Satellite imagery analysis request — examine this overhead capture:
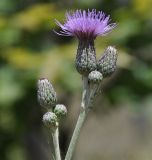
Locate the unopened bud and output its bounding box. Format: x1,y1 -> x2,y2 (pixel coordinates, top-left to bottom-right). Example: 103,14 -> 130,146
76,41 -> 97,75
88,71 -> 103,84
54,104 -> 67,118
97,46 -> 118,77
37,78 -> 57,109
43,112 -> 58,128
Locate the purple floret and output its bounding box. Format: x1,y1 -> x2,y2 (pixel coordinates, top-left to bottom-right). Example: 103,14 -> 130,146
55,9 -> 116,40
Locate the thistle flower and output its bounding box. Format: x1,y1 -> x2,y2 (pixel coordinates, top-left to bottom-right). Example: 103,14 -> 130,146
55,9 -> 116,40
55,10 -> 116,75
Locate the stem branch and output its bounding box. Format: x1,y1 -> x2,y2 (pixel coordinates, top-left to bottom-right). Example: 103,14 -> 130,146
52,127 -> 61,160
65,76 -> 89,160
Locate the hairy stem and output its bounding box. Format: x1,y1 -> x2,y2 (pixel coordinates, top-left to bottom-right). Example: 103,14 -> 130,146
65,76 -> 90,160
52,127 -> 61,160
87,83 -> 101,107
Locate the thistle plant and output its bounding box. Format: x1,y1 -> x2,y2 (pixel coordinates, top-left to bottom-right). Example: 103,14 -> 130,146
37,9 -> 118,160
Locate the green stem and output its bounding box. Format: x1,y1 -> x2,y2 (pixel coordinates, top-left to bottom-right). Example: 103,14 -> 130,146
87,83 -> 102,107
52,127 -> 61,160
65,76 -> 89,160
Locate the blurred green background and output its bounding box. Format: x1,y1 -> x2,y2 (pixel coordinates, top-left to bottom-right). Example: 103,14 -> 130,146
0,0 -> 152,160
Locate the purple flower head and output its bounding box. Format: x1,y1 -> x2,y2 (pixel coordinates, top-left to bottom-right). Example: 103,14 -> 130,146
55,9 -> 116,40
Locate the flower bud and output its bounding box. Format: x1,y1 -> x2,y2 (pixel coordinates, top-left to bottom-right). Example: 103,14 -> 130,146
54,104 -> 67,118
97,46 -> 118,77
37,78 -> 57,109
88,71 -> 103,84
43,112 -> 58,128
76,41 -> 97,75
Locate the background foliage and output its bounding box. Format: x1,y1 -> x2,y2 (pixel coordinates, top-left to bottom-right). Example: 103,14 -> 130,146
0,0 -> 152,160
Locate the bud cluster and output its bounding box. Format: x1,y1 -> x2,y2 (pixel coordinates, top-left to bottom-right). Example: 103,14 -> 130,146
76,43 -> 118,78
37,78 -> 67,129
76,43 -> 117,106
